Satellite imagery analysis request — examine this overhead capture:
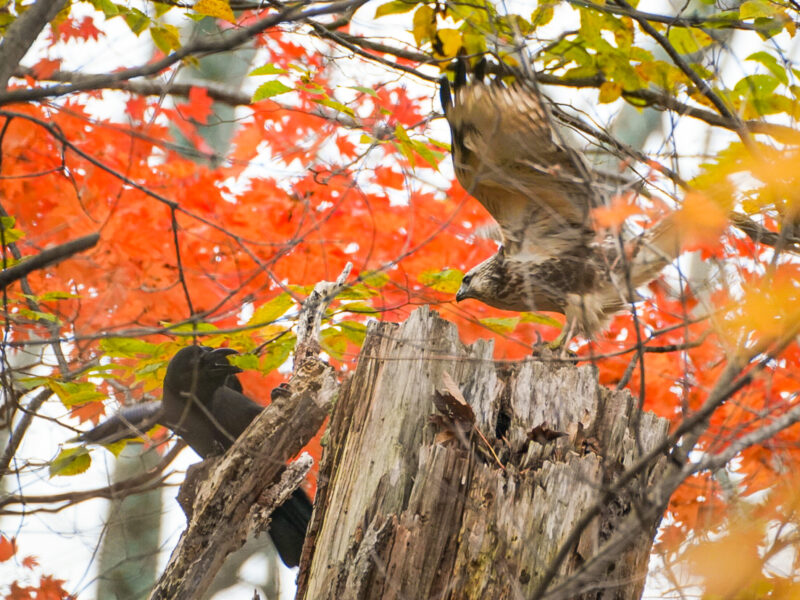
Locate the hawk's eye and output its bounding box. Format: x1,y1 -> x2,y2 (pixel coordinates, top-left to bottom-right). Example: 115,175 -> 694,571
462,274 -> 472,286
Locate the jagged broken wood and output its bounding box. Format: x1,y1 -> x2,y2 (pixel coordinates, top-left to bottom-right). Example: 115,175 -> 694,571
297,307 -> 670,600
148,265 -> 353,599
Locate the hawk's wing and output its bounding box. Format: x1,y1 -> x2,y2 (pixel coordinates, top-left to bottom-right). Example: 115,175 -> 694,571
442,79 -> 605,259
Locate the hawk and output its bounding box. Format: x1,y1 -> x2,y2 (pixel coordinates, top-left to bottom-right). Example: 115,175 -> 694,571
441,62 -> 680,346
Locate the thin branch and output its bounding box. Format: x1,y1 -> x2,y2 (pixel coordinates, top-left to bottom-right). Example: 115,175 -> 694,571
0,388 -> 51,476
612,0 -> 752,147
0,442 -> 185,512
0,0 -> 370,106
568,0 -> 767,32
696,401 -> 800,473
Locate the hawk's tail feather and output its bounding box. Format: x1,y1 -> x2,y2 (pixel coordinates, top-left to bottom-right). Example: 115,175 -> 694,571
439,75 -> 453,113
629,213 -> 681,290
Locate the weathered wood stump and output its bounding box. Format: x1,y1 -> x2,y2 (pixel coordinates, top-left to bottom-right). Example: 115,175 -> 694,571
298,307 -> 669,600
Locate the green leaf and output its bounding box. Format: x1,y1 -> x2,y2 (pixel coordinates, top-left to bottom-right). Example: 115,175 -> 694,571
150,24 -> 181,54
103,439 -> 130,457
17,376 -> 52,390
340,301 -> 376,313
0,216 -> 24,244
734,74 -> 780,97
360,270 -> 389,288
122,7 -> 150,35
252,80 -> 293,102
229,352 -> 259,371
89,0 -> 119,17
740,0 -> 780,19
249,293 -> 294,325
37,290 -> 79,301
321,328 -> 347,359
479,316 -> 520,334
50,447 -> 91,477
411,139 -> 443,169
168,322 -> 218,333
18,308 -> 59,323
101,337 -> 159,357
746,51 -> 788,84
260,334 -> 295,374
338,283 -> 378,300
49,381 -> 106,408
349,85 -> 379,98
250,63 -> 288,76
531,3 -> 555,27
153,2 -> 172,17
314,96 -> 356,117
339,321 -> 368,346
375,0 -> 418,18
667,27 -> 714,54
520,312 -> 563,328
419,268 -> 464,294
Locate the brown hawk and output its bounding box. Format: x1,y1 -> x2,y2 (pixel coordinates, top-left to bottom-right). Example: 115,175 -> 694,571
441,62 -> 680,346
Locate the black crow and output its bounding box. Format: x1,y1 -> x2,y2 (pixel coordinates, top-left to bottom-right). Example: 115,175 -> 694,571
78,345 -> 311,567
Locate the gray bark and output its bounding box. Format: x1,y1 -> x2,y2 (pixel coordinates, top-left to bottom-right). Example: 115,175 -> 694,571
0,0 -> 68,91
298,307 -> 669,600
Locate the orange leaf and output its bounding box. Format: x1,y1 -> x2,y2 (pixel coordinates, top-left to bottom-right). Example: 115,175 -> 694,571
592,194 -> 643,229
21,555 -> 38,570
374,165 -> 404,190
0,535 -> 17,561
180,86 -> 214,124
31,58 -> 61,79
675,191 -> 728,253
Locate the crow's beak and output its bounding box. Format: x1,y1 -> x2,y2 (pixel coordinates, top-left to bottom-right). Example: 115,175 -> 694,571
206,347 -> 243,374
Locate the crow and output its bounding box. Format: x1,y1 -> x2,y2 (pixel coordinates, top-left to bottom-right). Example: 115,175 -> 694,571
78,345 -> 311,567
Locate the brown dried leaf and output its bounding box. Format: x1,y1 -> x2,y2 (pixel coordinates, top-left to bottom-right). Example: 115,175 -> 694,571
527,424 -> 567,445
433,371 -> 475,427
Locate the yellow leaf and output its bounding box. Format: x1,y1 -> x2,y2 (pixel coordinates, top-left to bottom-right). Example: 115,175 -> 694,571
435,29 -> 462,58
412,4 -> 435,46
598,81 -> 623,103
720,264 -> 800,348
194,0 -> 235,23
150,24 -> 181,54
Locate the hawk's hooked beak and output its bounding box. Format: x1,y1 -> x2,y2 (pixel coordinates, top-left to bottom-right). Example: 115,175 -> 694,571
455,285 -> 468,302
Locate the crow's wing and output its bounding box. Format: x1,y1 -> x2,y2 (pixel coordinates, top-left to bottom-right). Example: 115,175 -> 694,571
208,384 -> 264,448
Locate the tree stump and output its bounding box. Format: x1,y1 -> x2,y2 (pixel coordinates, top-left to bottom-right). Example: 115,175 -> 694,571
298,307 -> 669,600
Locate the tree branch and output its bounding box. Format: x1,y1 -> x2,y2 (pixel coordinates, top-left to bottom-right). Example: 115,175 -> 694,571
0,0 -> 369,106
0,233 -> 99,290
0,0 -> 68,90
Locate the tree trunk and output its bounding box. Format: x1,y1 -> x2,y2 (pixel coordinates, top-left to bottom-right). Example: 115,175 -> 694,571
297,307 -> 669,600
